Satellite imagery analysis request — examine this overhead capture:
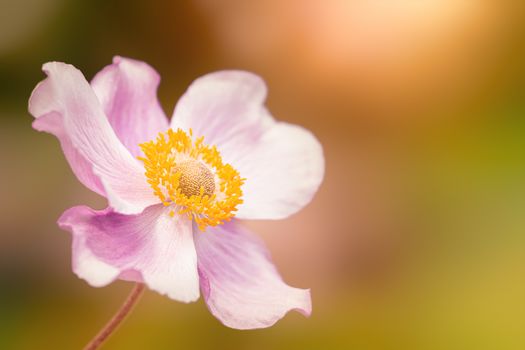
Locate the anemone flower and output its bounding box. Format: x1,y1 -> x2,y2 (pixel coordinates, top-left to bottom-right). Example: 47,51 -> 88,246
29,56 -> 324,347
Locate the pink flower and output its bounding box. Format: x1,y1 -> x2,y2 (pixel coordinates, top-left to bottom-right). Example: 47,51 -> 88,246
29,56 -> 324,329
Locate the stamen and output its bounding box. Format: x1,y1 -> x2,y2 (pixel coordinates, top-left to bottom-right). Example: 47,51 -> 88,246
138,128 -> 245,230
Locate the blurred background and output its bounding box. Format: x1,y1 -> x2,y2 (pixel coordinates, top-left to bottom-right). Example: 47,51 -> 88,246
1,0 -> 524,349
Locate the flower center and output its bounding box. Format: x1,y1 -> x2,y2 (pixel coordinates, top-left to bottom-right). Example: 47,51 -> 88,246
138,128 -> 244,230
172,160 -> 215,198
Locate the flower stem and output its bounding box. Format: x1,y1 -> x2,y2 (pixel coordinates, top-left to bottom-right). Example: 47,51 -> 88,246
83,283 -> 145,350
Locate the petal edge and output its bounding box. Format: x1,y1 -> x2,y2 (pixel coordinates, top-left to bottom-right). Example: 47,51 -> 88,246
195,221 -> 312,329
91,56 -> 169,157
29,62 -> 158,213
59,205 -> 200,303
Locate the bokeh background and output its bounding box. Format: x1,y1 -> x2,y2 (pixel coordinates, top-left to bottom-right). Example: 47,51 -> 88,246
1,1 -> 524,349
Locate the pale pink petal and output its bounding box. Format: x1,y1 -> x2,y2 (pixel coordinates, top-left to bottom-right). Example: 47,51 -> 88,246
170,70 -> 324,219
31,90 -> 105,196
195,221 -> 312,329
29,62 -> 158,214
91,56 -> 169,157
58,205 -> 200,303
233,122 -> 324,219
170,71 -> 272,155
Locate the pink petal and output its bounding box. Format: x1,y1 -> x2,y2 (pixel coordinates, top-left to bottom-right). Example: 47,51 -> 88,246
195,221 -> 312,329
91,56 -> 169,157
170,71 -> 272,157
170,71 -> 324,219
29,62 -> 158,214
30,88 -> 105,196
233,121 -> 324,219
59,205 -> 200,303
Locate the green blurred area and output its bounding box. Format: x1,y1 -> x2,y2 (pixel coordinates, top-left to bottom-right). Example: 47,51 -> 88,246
1,1 -> 524,349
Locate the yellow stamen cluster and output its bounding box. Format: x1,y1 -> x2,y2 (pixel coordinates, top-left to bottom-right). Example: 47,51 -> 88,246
139,128 -> 244,230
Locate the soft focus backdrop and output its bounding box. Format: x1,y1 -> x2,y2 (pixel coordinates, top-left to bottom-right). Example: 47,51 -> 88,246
1,1 -> 524,349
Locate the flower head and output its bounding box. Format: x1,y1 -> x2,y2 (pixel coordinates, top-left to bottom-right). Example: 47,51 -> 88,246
29,56 -> 324,329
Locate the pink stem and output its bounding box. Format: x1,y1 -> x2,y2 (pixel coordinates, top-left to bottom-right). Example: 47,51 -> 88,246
83,283 -> 145,350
